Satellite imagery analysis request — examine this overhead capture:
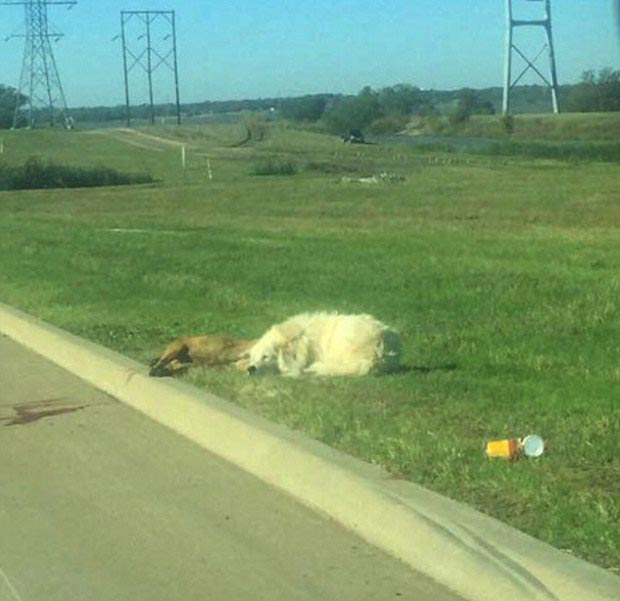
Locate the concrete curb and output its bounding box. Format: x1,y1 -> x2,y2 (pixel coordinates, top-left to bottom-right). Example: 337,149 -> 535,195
1,302 -> 618,601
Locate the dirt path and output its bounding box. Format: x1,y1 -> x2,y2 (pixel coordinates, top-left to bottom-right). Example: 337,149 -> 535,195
82,128 -> 189,152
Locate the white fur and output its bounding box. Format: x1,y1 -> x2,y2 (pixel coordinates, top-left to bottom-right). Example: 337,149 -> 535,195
247,312 -> 401,377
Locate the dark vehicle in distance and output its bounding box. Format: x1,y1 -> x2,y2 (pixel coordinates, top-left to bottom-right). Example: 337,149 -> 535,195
341,129 -> 365,144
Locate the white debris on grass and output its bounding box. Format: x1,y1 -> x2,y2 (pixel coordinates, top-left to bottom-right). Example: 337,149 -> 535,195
103,228 -> 187,236
340,172 -> 405,185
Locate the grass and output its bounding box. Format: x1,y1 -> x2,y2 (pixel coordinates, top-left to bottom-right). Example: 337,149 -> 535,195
252,159 -> 298,176
481,139 -> 620,163
0,121 -> 618,571
422,111 -> 620,141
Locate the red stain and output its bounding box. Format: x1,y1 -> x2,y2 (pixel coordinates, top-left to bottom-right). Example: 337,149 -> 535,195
2,398 -> 85,427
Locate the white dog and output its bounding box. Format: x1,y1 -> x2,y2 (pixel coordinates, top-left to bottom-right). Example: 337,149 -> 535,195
245,312 -> 401,377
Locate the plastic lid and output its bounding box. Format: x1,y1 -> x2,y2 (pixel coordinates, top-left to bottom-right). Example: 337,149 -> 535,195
522,434 -> 544,457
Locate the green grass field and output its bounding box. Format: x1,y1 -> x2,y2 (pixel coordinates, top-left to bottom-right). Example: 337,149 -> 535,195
0,121 -> 618,571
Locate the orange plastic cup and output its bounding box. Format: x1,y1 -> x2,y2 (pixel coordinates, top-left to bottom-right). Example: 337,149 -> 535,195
485,438 -> 519,460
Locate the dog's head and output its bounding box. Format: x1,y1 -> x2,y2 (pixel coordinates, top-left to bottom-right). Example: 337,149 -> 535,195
245,338 -> 281,375
245,332 -> 305,376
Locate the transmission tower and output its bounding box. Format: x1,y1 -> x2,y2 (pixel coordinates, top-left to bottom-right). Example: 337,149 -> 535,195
503,0 -> 560,114
118,10 -> 181,127
1,0 -> 76,128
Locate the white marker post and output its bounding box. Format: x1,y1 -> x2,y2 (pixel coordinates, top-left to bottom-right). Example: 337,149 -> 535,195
207,158 -> 213,181
181,144 -> 186,171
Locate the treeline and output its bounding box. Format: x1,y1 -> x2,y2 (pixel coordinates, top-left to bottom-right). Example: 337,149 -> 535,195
567,69 -> 620,113
62,85 -> 520,127
276,69 -> 620,134
60,84 -> 536,128
305,85 -> 497,134
68,97 -> 286,124
1,68 -> 618,130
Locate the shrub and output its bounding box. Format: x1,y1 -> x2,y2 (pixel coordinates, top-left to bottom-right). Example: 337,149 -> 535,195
0,157 -> 153,191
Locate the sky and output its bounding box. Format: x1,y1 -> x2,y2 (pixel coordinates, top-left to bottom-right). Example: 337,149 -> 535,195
0,1 -> 618,108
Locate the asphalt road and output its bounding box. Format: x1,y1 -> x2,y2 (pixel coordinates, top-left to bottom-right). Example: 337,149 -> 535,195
0,335 -> 462,601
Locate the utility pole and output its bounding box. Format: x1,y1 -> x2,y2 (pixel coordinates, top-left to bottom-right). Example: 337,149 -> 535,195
118,10 -> 181,127
1,0 -> 76,128
503,0 -> 560,115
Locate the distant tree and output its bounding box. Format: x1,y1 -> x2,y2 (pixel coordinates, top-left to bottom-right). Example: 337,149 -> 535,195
378,84 -> 427,116
279,95 -> 328,121
447,88 -> 495,125
568,68 -> 620,112
0,85 -> 27,129
458,88 -> 495,115
321,86 -> 383,133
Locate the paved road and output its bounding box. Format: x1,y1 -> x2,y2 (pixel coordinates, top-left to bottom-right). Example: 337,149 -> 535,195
0,335 -> 462,601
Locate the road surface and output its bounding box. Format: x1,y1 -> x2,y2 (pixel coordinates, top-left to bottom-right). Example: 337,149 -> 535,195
0,335 -> 462,601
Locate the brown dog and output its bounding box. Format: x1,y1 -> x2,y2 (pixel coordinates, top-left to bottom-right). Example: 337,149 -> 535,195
149,335 -> 256,377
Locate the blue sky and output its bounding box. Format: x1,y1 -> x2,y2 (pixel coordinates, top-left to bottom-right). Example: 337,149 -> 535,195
0,1 -> 618,107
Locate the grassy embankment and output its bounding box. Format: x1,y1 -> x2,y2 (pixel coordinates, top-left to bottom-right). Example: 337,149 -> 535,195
0,120 -> 618,571
416,111 -> 620,162
419,111 -> 620,140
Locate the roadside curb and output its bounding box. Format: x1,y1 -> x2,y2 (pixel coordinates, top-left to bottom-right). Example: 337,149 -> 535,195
1,302 -> 618,601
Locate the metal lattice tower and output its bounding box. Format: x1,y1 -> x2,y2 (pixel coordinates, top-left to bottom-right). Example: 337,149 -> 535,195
1,0 -> 76,128
503,0 -> 560,114
118,10 -> 181,127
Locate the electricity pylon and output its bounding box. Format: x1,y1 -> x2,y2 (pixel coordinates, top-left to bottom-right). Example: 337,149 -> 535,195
503,0 -> 560,114
1,0 -> 76,128
118,10 -> 181,127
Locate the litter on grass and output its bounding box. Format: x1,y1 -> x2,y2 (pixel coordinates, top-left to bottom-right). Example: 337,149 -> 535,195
485,434 -> 544,460
340,172 -> 405,185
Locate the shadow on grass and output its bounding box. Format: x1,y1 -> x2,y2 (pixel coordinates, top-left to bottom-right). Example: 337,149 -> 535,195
389,363 -> 458,376
149,363 -> 458,378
